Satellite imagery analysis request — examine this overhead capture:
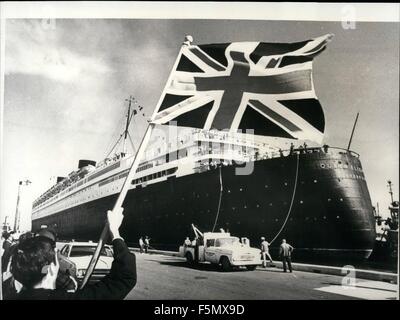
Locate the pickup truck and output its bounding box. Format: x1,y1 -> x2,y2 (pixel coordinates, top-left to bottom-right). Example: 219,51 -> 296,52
179,225 -> 261,271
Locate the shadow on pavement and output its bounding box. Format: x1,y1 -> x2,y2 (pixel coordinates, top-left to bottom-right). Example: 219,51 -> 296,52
145,259 -> 284,274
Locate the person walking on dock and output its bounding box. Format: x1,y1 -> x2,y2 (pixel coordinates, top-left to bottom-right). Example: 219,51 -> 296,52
260,237 -> 274,268
279,239 -> 294,273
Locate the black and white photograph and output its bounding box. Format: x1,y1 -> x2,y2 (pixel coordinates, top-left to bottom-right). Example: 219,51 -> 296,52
0,2 -> 398,304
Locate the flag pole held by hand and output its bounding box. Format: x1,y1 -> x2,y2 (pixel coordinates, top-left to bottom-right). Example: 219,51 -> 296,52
80,36 -> 193,289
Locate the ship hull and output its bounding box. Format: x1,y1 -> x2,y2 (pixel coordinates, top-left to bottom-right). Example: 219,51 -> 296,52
32,150 -> 376,261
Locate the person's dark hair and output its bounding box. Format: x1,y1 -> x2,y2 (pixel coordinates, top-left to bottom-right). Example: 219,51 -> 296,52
37,228 -> 57,243
19,232 -> 34,243
2,231 -> 15,240
11,236 -> 56,289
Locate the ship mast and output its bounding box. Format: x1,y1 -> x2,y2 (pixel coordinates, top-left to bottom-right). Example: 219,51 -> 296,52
123,96 -> 133,155
347,112 -> 359,151
105,96 -> 138,158
387,180 -> 394,204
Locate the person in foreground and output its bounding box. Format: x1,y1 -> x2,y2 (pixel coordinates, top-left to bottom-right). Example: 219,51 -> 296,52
10,207 -> 136,300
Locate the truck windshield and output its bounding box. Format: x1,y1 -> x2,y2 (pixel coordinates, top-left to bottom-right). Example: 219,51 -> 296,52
215,237 -> 240,247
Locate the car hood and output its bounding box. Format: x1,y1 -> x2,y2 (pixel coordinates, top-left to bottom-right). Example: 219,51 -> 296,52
68,256 -> 113,269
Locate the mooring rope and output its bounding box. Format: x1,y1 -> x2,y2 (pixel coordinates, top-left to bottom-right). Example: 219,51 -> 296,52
269,152 -> 300,245
211,166 -> 224,232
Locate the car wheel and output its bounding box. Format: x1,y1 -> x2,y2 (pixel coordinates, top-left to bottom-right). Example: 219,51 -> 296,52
220,256 -> 232,272
246,265 -> 257,271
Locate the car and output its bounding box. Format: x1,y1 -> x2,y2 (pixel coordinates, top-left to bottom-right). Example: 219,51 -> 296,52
59,241 -> 114,283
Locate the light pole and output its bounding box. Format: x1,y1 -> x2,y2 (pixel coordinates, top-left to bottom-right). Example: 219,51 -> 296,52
13,179 -> 32,232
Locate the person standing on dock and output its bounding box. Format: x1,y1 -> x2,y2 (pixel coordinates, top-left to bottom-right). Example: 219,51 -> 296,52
144,236 -> 150,253
260,237 -> 274,268
139,237 -> 144,254
279,239 -> 294,273
184,237 -> 191,247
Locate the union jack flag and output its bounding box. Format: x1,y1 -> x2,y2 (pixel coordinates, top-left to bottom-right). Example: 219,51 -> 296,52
152,34 -> 333,144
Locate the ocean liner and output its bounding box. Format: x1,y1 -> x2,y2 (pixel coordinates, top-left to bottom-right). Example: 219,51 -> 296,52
31,35 -> 376,260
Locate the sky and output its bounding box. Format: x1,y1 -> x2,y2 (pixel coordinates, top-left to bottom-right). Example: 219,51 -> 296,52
1,17 -> 399,231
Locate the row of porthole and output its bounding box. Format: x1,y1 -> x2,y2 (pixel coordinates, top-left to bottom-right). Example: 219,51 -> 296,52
320,163 -> 347,169
212,197 -> 345,210
221,216 -> 342,224
320,161 -> 363,173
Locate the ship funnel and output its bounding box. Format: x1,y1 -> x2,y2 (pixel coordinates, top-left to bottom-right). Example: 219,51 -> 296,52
78,160 -> 96,169
56,176 -> 66,183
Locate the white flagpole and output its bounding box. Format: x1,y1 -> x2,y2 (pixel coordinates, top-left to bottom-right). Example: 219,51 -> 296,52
80,35 -> 193,289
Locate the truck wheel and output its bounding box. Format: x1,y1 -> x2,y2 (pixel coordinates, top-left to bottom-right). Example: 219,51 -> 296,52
246,265 -> 257,271
185,252 -> 194,265
220,256 -> 232,272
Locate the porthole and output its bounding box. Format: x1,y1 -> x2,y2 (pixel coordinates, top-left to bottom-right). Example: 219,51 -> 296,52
320,164 -> 325,168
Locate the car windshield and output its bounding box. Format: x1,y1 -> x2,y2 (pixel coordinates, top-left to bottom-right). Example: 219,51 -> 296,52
69,246 -> 113,257
215,237 -> 240,247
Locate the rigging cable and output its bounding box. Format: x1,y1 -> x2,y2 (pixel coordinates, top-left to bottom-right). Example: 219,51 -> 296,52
269,151 -> 300,245
211,165 -> 224,232
103,110 -> 128,158
105,133 -> 124,159
105,101 -> 139,159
